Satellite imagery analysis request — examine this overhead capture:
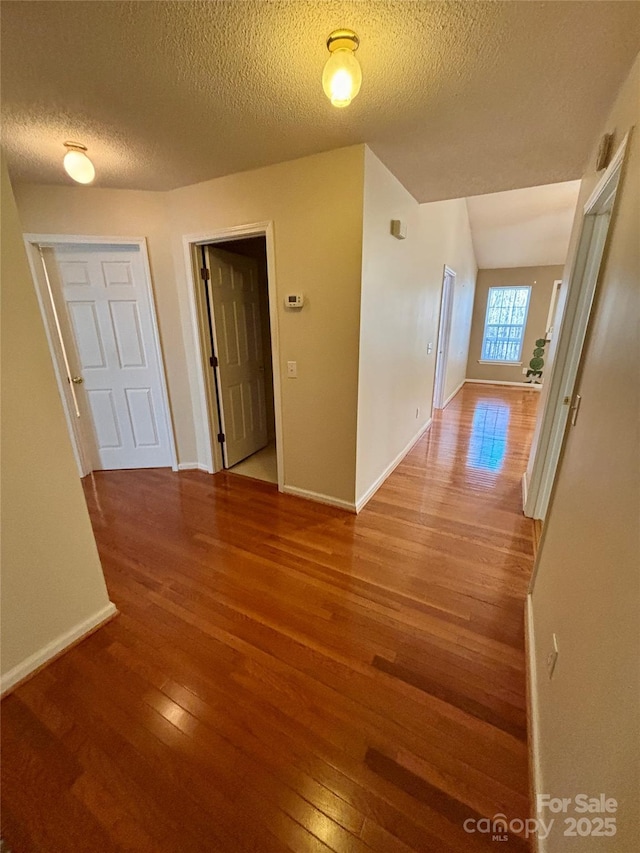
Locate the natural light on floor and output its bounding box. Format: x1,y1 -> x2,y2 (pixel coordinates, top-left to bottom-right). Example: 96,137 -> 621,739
467,400 -> 511,472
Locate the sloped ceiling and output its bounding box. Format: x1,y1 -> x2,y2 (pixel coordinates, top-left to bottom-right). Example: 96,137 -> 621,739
1,1 -> 639,200
466,181 -> 582,269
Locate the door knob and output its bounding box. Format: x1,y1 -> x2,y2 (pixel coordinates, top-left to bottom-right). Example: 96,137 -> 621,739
71,376 -> 84,385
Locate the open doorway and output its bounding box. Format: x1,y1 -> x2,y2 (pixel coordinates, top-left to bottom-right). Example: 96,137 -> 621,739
432,265 -> 456,411
524,133 -> 629,521
188,231 -> 280,486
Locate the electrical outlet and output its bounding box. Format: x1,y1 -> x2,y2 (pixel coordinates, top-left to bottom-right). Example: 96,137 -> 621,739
522,367 -> 528,375
546,633 -> 559,679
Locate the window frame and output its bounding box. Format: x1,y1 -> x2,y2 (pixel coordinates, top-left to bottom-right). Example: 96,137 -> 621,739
480,285 -> 532,364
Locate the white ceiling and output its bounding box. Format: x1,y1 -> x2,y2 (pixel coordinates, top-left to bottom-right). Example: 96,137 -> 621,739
466,180 -> 582,269
1,2 -> 639,201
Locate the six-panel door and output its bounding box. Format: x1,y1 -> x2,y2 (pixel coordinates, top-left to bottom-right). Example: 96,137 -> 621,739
206,246 -> 268,467
48,244 -> 173,470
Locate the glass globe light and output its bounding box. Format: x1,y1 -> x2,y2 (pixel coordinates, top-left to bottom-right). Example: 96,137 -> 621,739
322,30 -> 362,108
63,143 -> 95,184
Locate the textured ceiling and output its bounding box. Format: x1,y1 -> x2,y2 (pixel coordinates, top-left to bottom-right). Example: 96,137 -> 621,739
466,181 -> 581,269
1,1 -> 639,200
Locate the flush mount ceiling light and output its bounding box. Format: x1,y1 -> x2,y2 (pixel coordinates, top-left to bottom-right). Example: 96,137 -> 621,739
322,29 -> 362,108
62,141 -> 95,184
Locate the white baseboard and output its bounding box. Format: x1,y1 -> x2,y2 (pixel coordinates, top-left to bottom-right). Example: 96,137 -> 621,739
0,602 -> 118,697
441,380 -> 465,409
282,485 -> 356,513
355,418 -> 433,513
525,593 -> 544,853
177,462 -> 211,472
465,379 -> 542,390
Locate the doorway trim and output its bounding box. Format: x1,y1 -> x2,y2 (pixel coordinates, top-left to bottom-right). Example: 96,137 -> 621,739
182,222 -> 284,492
544,279 -> 564,340
524,132 -> 629,522
22,233 -> 179,476
432,265 -> 456,411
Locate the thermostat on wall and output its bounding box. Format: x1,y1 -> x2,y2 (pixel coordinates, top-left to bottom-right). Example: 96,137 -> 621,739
285,293 -> 304,308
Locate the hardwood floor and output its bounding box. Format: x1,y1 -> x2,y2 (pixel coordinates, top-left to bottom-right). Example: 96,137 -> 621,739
1,385 -> 539,852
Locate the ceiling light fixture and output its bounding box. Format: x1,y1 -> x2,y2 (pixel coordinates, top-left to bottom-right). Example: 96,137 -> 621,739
63,141 -> 95,184
322,29 -> 362,108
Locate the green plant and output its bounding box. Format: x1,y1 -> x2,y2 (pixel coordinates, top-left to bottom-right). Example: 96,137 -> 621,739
526,338 -> 547,383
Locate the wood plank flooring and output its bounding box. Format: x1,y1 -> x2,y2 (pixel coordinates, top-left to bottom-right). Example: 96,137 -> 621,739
1,385 -> 539,852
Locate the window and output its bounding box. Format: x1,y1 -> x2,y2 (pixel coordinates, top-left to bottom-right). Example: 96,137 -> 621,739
481,286 -> 531,362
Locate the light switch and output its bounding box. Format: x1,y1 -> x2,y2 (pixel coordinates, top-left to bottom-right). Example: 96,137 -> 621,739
287,360 -> 297,378
427,342 -> 433,354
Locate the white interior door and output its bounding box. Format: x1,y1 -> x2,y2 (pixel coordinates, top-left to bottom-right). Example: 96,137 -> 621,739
432,267 -> 456,410
205,246 -> 268,467
46,243 -> 173,471
524,135 -> 628,520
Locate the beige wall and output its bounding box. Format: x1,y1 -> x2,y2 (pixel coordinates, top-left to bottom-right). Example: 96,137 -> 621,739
467,265 -> 564,384
1,156 -> 113,689
12,182 -> 196,462
356,151 -> 477,504
13,143 -> 478,510
14,146 -> 365,505
419,198 -> 477,403
529,54 -> 639,852
167,145 -> 365,504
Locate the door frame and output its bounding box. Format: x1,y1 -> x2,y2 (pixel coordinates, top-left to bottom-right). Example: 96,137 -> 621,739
524,132 -> 629,521
544,279 -> 564,341
182,222 -> 284,492
22,233 -> 178,476
432,265 -> 456,411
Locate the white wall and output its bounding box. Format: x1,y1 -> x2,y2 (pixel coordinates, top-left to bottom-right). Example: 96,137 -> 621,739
466,181 -> 581,269
529,54 -> 639,853
355,150 -> 477,506
356,149 -> 429,504
1,156 -> 115,693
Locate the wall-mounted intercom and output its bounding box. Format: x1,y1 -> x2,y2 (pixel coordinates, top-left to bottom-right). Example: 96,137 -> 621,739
391,219 -> 407,240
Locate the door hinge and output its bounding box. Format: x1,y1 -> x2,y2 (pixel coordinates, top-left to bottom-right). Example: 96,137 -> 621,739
217,432 -> 225,444
569,394 -> 582,426
200,267 -> 210,281
209,355 -> 218,368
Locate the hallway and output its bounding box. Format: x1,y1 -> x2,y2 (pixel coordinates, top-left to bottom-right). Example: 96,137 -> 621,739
1,385 -> 539,852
